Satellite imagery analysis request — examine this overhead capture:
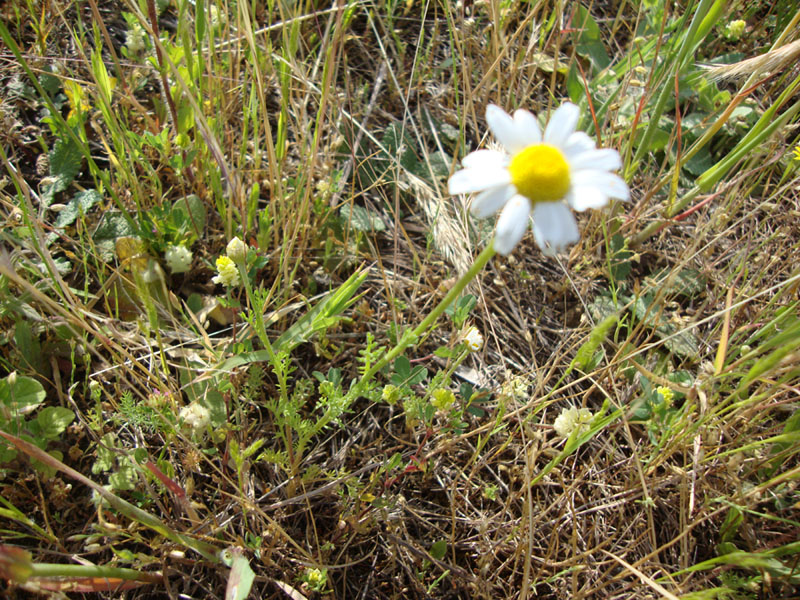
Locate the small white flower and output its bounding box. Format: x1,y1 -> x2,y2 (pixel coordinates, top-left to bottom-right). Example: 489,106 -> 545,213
226,236 -> 247,262
500,373 -> 529,400
212,256 -> 241,288
449,103 -> 629,256
208,5 -> 227,30
164,245 -> 193,274
125,21 -> 147,54
179,402 -> 210,433
462,325 -> 484,352
553,406 -> 594,439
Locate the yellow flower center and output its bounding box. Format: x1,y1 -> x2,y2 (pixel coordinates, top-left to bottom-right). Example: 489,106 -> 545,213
508,144 -> 570,203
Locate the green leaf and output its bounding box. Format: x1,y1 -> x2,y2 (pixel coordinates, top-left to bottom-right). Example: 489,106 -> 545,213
630,294 -> 700,358
54,189 -> 102,229
429,539 -> 447,561
634,119 -> 672,152
92,433 -> 117,473
647,267 -> 706,297
0,443 -> 17,462
43,138 -> 83,206
393,356 -> 411,380
659,324 -> 701,358
221,548 -> 256,600
683,146 -> 715,176
565,62 -> 584,105
34,406 -> 74,439
571,5 -> 611,73
204,390 -> 227,428
434,346 -> 454,359
740,332 -> 800,392
176,103 -> 195,135
92,211 -> 137,262
381,122 -> 418,172
0,374 -> 45,411
411,149 -> 451,185
339,204 -> 386,233
274,269 -> 368,353
12,320 -> 43,374
587,295 -> 619,323
608,233 -> 632,282
171,194 -> 207,239
109,459 -> 137,491
38,70 -> 61,97
719,505 -> 743,543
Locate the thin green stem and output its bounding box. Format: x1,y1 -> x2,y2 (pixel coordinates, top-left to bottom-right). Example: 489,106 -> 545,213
27,563 -> 162,583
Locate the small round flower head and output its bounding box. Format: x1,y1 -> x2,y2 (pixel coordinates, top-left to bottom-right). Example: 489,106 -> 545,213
431,388 -> 456,411
656,386 -> 674,406
724,19 -> 746,41
449,103 -> 629,256
208,4 -> 228,30
382,384 -> 401,405
462,325 -> 484,352
212,256 -> 241,288
125,21 -> 147,54
226,236 -> 247,262
500,373 -> 529,400
553,406 -> 594,439
164,244 -> 192,274
179,402 -> 210,433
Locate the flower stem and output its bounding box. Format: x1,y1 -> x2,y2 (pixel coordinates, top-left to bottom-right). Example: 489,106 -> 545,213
352,242 -> 496,397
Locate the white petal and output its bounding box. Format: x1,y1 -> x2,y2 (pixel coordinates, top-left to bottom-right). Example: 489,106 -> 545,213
448,166 -> 511,195
562,131 -> 595,160
462,149 -> 508,170
570,148 -> 622,171
572,170 -> 629,201
532,202 -> 579,256
486,104 -> 528,154
566,186 -> 608,212
544,103 -> 580,147
470,185 -> 516,218
512,109 -> 542,144
493,195 -> 532,255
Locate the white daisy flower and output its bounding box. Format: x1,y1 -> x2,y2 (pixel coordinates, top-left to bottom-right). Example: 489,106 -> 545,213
448,103 -> 629,256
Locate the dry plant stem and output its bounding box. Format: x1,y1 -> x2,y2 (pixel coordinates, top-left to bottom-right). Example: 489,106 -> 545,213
352,242 -> 497,399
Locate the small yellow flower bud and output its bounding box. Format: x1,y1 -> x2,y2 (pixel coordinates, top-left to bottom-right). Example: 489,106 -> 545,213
382,384 -> 400,405
431,388 -> 456,411
656,386 -> 674,406
724,19 -> 746,41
